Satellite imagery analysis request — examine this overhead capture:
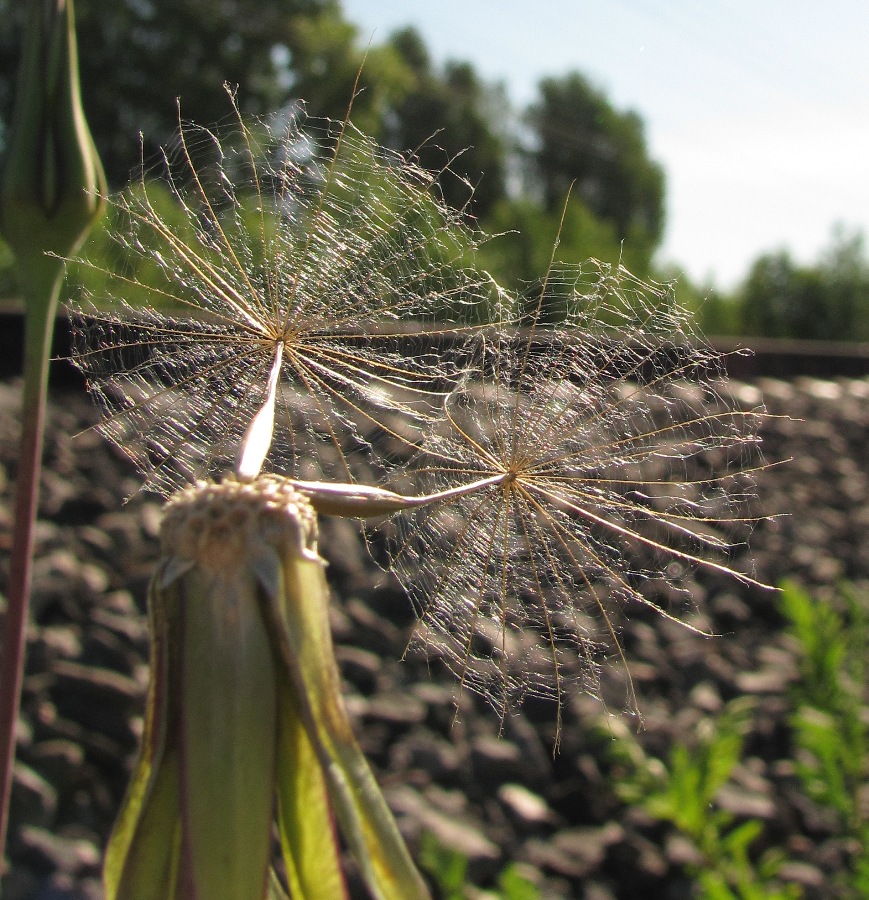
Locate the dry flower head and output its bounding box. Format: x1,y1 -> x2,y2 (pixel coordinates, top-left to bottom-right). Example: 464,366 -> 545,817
69,87 -> 492,496
68,93 -> 768,728
379,262 -> 766,728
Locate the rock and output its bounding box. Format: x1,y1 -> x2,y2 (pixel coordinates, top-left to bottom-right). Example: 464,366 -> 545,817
389,731 -> 462,784
0,868 -> 40,900
664,832 -> 704,868
688,680 -> 723,714
79,625 -> 139,674
32,874 -> 104,899
469,735 -> 533,790
343,597 -> 403,655
734,666 -> 791,694
17,825 -> 100,875
609,828 -> 670,880
365,690 -> 427,727
6,372 -> 869,897
497,783 -> 557,829
49,661 -> 141,744
524,823 -> 623,879
10,763 -> 58,830
336,644 -> 382,693
387,785 -> 501,884
775,861 -> 826,890
715,783 -> 776,820
23,740 -> 85,789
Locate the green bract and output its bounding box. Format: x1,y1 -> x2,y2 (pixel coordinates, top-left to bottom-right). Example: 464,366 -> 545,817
104,475 -> 429,900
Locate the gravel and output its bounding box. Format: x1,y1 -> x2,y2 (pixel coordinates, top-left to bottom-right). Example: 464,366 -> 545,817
2,374 -> 869,899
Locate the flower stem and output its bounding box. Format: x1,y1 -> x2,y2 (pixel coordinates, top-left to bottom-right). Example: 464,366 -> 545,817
0,257 -> 64,866
0,0 -> 104,862
291,472 -> 509,519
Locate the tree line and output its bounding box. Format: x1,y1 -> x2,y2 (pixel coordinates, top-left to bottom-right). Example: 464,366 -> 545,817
1,0 -> 866,340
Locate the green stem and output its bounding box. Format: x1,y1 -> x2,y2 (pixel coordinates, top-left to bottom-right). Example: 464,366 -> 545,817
0,256 -> 64,867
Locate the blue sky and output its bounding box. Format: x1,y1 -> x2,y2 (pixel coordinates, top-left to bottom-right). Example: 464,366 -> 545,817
341,0 -> 869,289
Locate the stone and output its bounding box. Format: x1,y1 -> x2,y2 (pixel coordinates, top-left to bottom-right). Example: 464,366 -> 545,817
10,762 -> 57,830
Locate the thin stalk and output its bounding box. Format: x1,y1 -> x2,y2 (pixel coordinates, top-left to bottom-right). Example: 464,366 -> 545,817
290,472 -> 509,518
0,257 -> 64,863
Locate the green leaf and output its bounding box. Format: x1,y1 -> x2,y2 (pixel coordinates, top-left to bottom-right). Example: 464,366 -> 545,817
497,864 -> 542,900
112,745 -> 183,900
418,832 -> 468,897
0,0 -> 105,274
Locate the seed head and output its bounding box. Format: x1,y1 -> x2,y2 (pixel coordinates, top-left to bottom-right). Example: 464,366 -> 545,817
69,89 -> 492,495
379,261 -> 766,724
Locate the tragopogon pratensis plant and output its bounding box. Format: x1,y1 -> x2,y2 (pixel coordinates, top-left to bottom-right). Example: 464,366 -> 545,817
67,90 -> 771,896
0,0 -> 105,863
378,262 -> 767,734
69,86 -> 493,496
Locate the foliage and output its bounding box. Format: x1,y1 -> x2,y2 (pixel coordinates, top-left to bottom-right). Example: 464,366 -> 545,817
526,71 -> 666,252
478,195 -> 654,301
615,699 -> 755,840
780,581 -> 869,893
0,0 -> 412,187
692,290 -> 746,338
599,583 -> 869,898
604,699 -> 799,899
0,1 -> 674,300
386,28 -> 509,217
737,228 -> 869,341
65,179 -> 193,308
418,832 -> 541,900
284,7 -> 414,137
8,0 -> 868,338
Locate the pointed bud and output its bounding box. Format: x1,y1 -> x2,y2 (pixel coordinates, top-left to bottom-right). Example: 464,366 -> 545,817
0,0 -> 106,275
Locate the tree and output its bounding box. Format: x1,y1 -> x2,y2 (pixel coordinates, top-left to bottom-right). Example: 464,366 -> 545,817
386,28 -> 508,216
739,229 -> 869,341
281,9 -> 413,137
526,72 -> 665,253
0,0 -> 412,187
480,197 -> 624,286
742,252 -> 830,339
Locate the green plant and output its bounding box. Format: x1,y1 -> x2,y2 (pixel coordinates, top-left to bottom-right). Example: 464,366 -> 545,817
418,832 -> 541,899
106,476 -> 428,900
418,833 -> 469,899
0,0 -> 104,863
605,699 -> 799,899
780,581 -> 869,894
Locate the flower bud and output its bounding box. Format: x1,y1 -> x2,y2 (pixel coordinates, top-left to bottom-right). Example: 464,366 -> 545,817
0,0 -> 106,273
